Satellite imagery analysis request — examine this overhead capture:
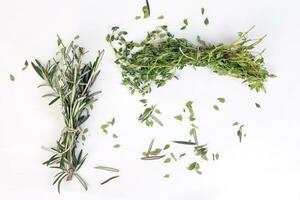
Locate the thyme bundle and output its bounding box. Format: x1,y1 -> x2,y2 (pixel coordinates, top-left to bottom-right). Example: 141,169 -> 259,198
31,36 -> 103,192
107,25 -> 274,95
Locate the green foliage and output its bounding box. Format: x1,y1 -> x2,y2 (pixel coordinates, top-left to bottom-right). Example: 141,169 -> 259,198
108,25 -> 273,95
32,36 -> 103,192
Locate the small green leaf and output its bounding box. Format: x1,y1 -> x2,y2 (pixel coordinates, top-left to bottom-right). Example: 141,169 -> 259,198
157,15 -> 164,19
213,105 -> 219,111
9,74 -> 15,81
174,115 -> 183,121
113,144 -> 121,148
154,109 -> 161,114
179,153 -> 186,158
164,158 -> 171,163
255,102 -> 261,108
135,16 -> 141,20
217,98 -> 225,103
204,18 -> 209,26
74,35 -> 80,40
187,162 -> 200,170
163,144 -> 170,150
201,7 -> 205,15
164,174 -> 170,178
233,122 -> 239,126
112,133 -> 118,138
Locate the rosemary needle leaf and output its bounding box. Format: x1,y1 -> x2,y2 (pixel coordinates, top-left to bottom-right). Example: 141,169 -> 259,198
94,165 -> 120,172
100,175 -> 120,185
9,74 -> 15,81
141,155 -> 165,160
233,122 -> 239,126
173,141 -> 197,145
74,173 -> 88,191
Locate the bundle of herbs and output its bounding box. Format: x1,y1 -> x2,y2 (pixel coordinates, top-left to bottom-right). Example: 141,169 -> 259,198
107,25 -> 274,95
31,36 -> 103,192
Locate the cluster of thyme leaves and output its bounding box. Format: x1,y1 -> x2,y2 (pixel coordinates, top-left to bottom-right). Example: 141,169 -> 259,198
107,25 -> 274,95
31,35 -> 103,192
141,101 -> 215,176
138,99 -> 163,126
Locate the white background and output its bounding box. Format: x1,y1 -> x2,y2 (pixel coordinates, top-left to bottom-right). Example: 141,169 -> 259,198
0,0 -> 299,199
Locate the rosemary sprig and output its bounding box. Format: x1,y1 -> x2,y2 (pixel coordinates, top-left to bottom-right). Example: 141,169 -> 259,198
31,35 -> 103,192
107,25 -> 273,95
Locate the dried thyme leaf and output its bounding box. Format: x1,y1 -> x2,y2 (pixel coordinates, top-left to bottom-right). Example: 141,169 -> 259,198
135,16 -> 141,20
237,124 -> 245,143
163,144 -> 170,150
213,105 -> 219,111
204,17 -> 209,25
255,102 -> 261,108
187,162 -> 200,171
179,153 -> 186,158
158,15 -> 164,19
142,0 -> 150,18
164,174 -> 170,178
217,98 -> 225,103
113,144 -> 121,148
164,157 -> 171,163
233,122 -> 239,126
9,74 -> 15,81
181,18 -> 188,30
112,133 -> 118,138
201,7 -> 205,15
22,60 -> 29,71
174,115 -> 183,121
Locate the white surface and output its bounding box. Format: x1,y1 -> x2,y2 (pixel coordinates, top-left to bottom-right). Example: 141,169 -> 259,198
0,0 -> 299,199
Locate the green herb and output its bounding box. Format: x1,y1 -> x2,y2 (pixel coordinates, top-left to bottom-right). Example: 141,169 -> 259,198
233,122 -> 239,126
31,36 -> 103,192
255,102 -> 261,108
204,17 -> 209,25
201,7 -> 205,15
181,18 -> 188,30
179,153 -> 186,158
108,25 -> 272,95
173,141 -> 197,145
185,101 -> 195,121
113,144 -> 121,148
170,153 -> 177,161
158,15 -> 164,19
142,0 -> 150,18
217,98 -> 225,103
94,165 -> 119,172
174,114 -> 183,121
164,157 -> 171,163
9,74 -> 15,81
164,174 -> 170,178
141,138 -> 165,160
22,60 -> 29,71
237,124 -> 245,143
213,105 -> 219,111
101,118 -> 115,134
187,162 -> 201,174
194,144 -> 208,161
135,16 -> 141,20
163,144 -> 171,150
100,175 -> 120,185
138,105 -> 163,127
112,133 -> 118,138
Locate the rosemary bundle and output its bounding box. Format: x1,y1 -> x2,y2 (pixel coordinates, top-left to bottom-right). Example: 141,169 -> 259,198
31,36 -> 103,192
107,25 -> 274,95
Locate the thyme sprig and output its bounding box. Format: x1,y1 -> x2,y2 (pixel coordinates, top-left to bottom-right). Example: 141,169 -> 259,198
108,25 -> 273,95
31,36 -> 103,192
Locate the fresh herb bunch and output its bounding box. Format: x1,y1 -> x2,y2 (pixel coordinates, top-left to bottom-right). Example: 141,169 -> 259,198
31,35 -> 103,192
107,25 -> 274,95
